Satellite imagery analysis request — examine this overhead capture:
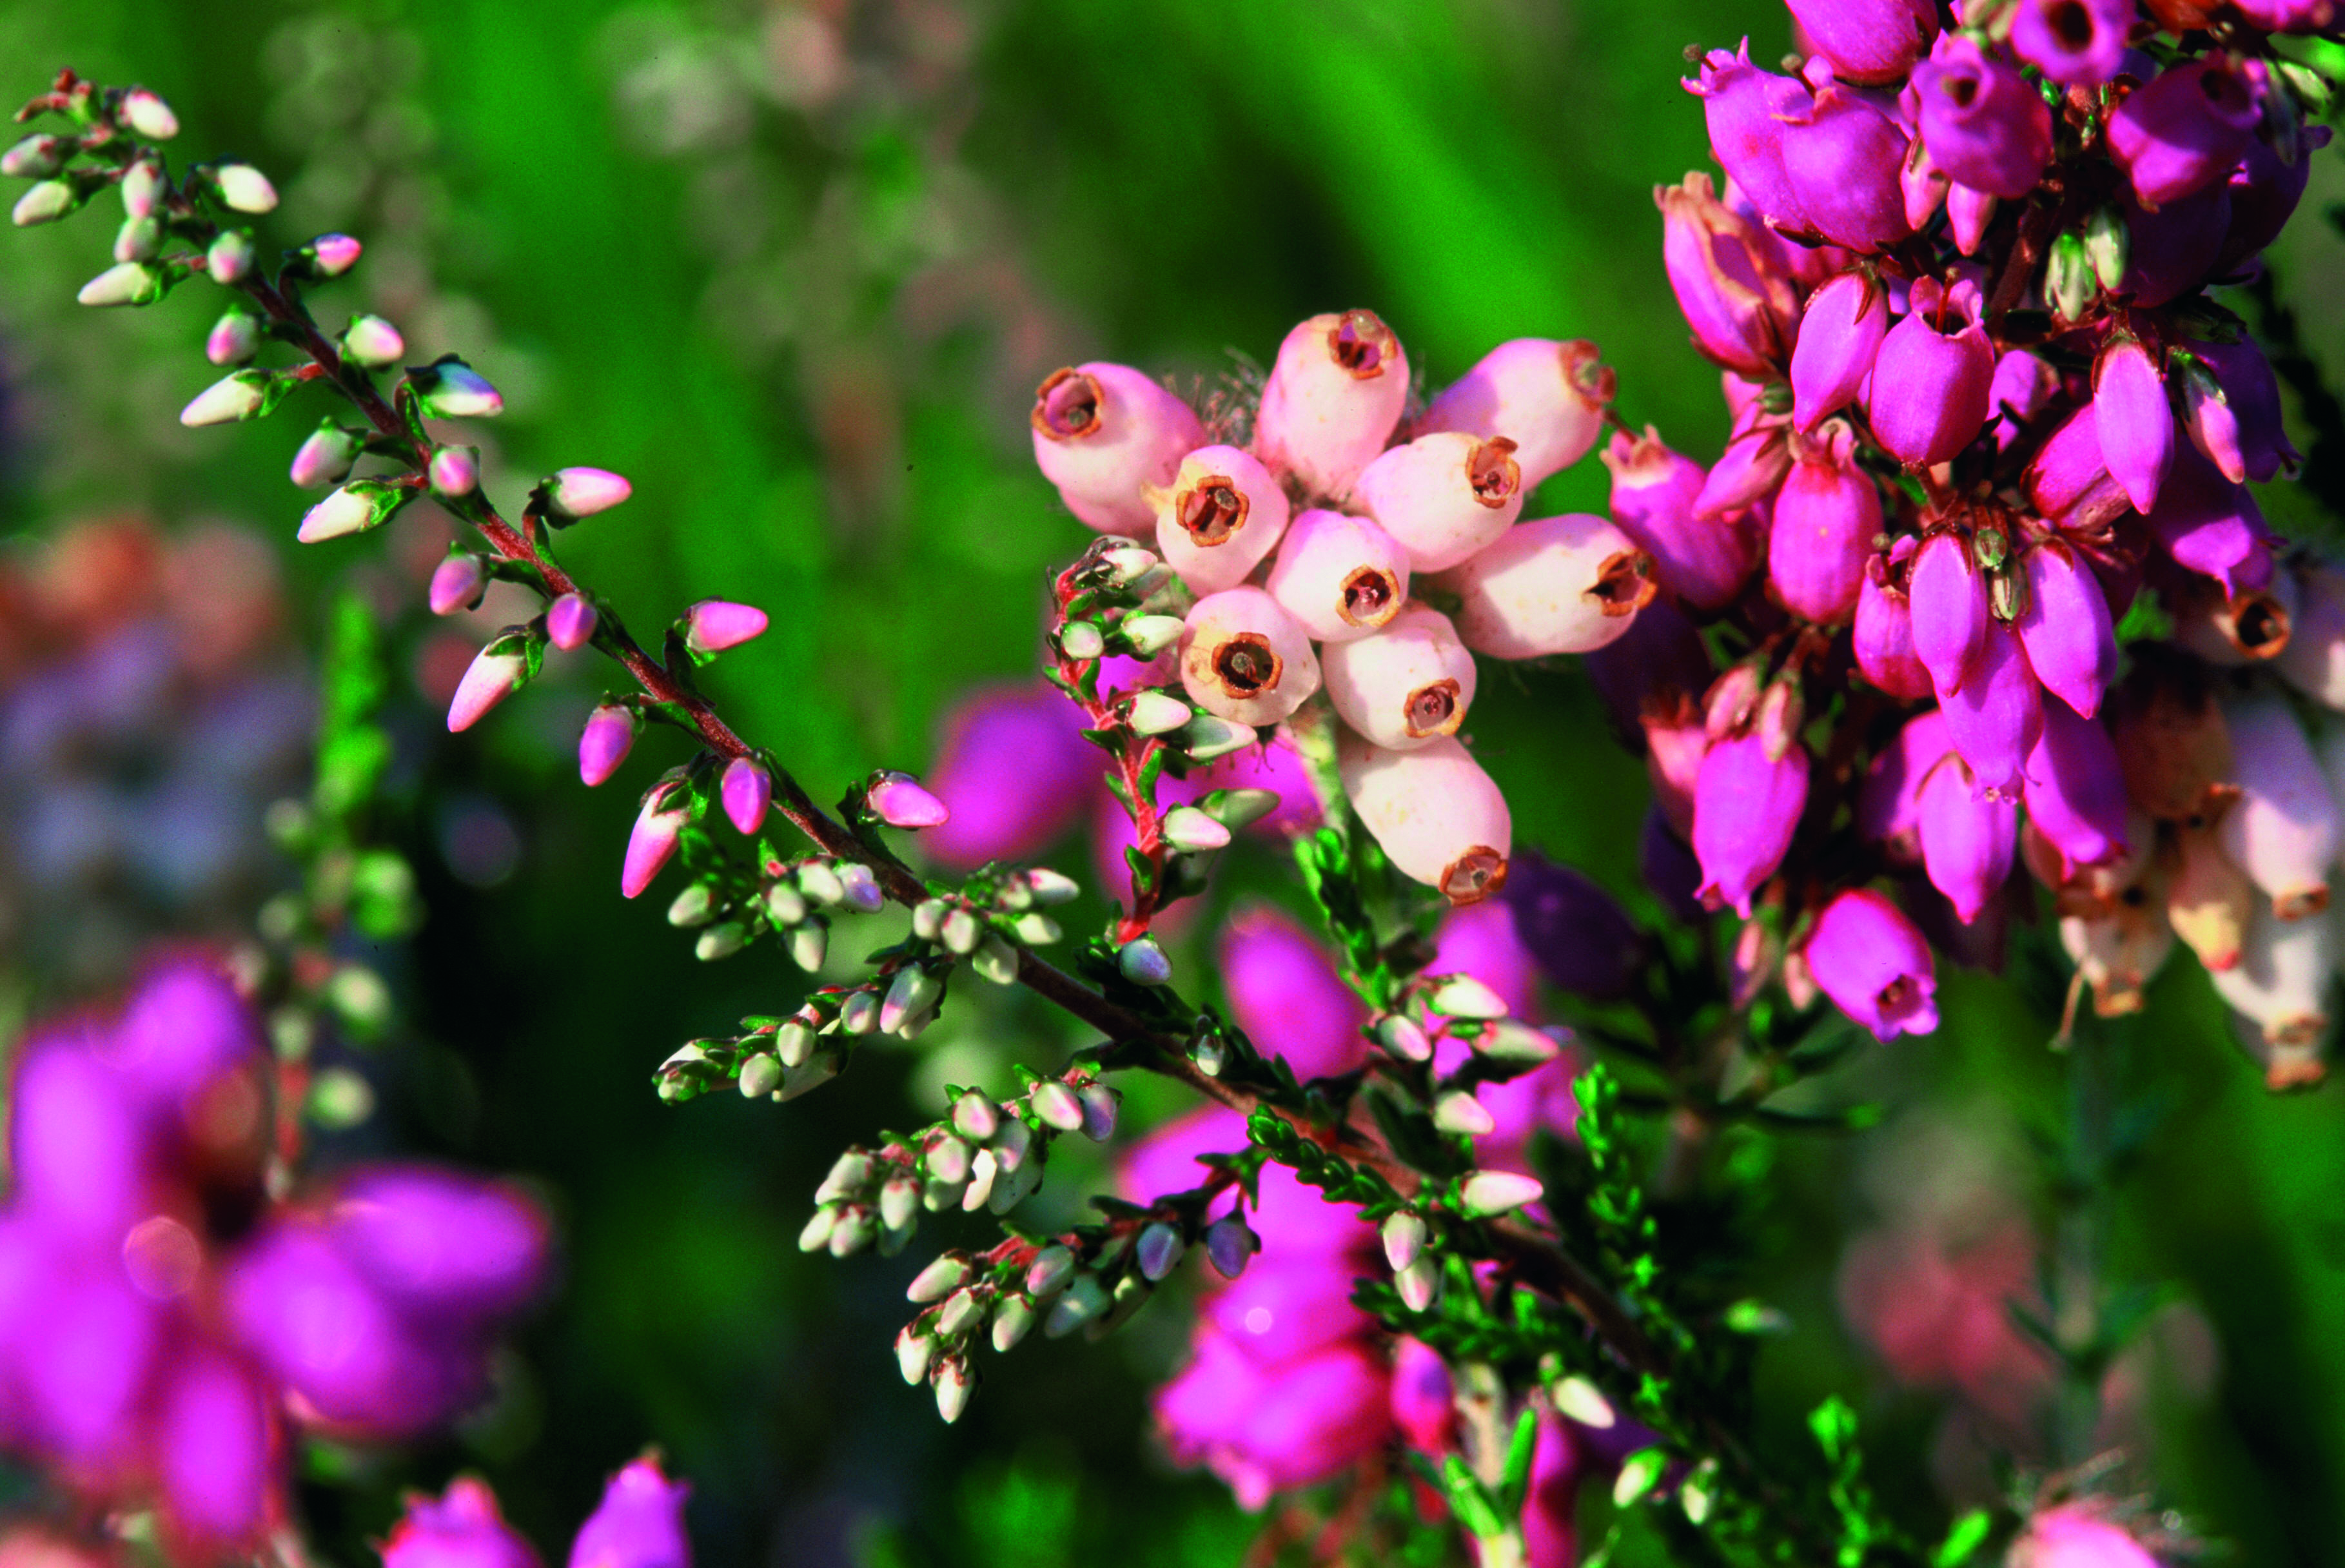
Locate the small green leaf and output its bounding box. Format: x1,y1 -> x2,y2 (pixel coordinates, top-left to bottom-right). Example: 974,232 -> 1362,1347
1934,1509 -> 1993,1567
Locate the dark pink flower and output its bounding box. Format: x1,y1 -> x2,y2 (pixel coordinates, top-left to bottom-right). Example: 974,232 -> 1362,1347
2144,442 -> 2271,596
1153,1328 -> 1392,1511
2093,340 -> 2175,515
1917,754 -> 2018,924
1791,271 -> 1888,432
2026,406 -> 2134,534
1855,545 -> 1936,701
1938,620 -> 2044,798
1786,0 -> 1937,83
2119,182 -> 2232,308
1693,732 -> 1810,917
1858,709 -> 1954,861
2010,1505 -> 2161,1568
921,685 -> 1097,867
380,1476 -> 541,1568
1909,530 -> 1989,698
2024,701 -> 2132,877
2014,540 -> 2119,720
2219,125 -> 2328,273
2182,336 -> 2299,485
1778,80 -> 1915,252
1866,278 -> 1994,469
567,1457 -> 691,1568
1219,905 -> 1370,1081
1805,888 -> 1939,1039
2006,0 -> 2131,84
1504,852 -> 1643,1002
2108,58 -> 2261,208
1768,423 -> 1879,625
1604,429 -> 1756,611
1912,36 -> 2054,199
1656,173 -> 1800,375
1684,46 -> 1816,236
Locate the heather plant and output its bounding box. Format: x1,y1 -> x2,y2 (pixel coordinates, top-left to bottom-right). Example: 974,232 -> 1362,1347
6,0 -> 2345,1557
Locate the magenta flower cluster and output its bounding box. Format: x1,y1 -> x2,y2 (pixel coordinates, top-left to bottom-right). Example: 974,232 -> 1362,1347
380,1458 -> 691,1568
0,960 -> 546,1557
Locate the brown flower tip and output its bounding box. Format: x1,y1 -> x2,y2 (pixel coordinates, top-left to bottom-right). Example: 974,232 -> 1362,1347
1563,340 -> 1616,409
2275,887 -> 2331,921
1339,565 -> 1400,628
2266,1046 -> 2330,1090
1032,368 -> 1103,441
1329,310 -> 1395,379
2218,589 -> 2291,661
1404,679 -> 1464,740
1440,847 -> 1509,906
1212,633 -> 1282,697
1589,549 -> 1660,618
1467,438 -> 1522,508
1176,478 -> 1248,546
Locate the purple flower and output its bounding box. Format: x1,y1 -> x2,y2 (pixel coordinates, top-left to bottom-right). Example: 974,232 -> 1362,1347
2014,540 -> 2119,720
1504,852 -> 1644,1002
2183,337 -> 2299,485
380,1476 -> 542,1568
578,702 -> 640,789
621,782 -> 690,899
547,594 -> 599,653
2094,339 -> 2175,515
2006,0 -> 2132,84
720,758 -> 770,836
2024,700 -> 2132,876
1989,349 -> 2059,447
1785,0 -> 1937,83
568,1457 -> 691,1568
2108,58 -> 2261,208
1791,270 -> 1888,431
867,771 -> 950,829
679,600 -> 767,658
1693,732 -> 1810,917
1656,174 -> 1800,375
1685,46 -> 1816,237
1768,422 -> 1879,625
1855,544 -> 1937,701
1938,620 -> 2044,798
1858,709 -> 1954,860
1219,905 -> 1370,1080
1909,530 -> 1988,698
1697,418 -> 1793,518
2011,1504 -> 2161,1568
2120,182 -> 2232,307
2219,125 -> 2327,274
325,1169 -> 550,1325
1154,1328 -> 1392,1511
1917,754 -> 2018,924
921,685 -> 1097,868
2145,440 -> 2271,596
1911,36 -> 2054,199
429,554 -> 486,617
1804,888 -> 1939,1040
1604,429 -> 1756,611
1778,79 -> 1915,252
2025,406 -> 2133,534
158,1356 -> 274,1549
1867,277 -> 1993,469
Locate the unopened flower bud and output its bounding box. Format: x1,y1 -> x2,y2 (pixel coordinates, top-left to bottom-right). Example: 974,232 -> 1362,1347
936,1287 -> 986,1340
991,1293 -> 1037,1353
879,1175 -> 920,1233
206,228 -> 255,282
940,906 -> 983,955
1866,277 -> 1993,469
1121,615 -> 1186,659
1614,1449 -> 1667,1507
1029,1079 -> 1084,1133
206,306 -> 260,366
1135,1222 -> 1186,1282
298,479 -> 406,543
775,1018 -> 818,1068
789,919 -> 829,970
738,1053 -> 781,1098
2094,338 -> 2175,516
536,593 -> 595,654
622,782 -> 691,899
1,133 -> 66,179
412,358 -> 504,418
837,862 -> 884,912
1023,868 -> 1080,905
913,899 -> 948,941
1339,731 -> 1511,905
1204,1215 -> 1258,1279
112,212 -> 159,263
1159,805 -> 1231,854
211,162 -> 278,213
711,756 -> 768,836
972,934 -> 1019,985
1428,974 -> 1509,1020
1255,309 -> 1410,500
1552,1375 -> 1616,1428
1012,912 -> 1061,945
1266,508 -> 1411,643
289,421 -> 362,488
448,636 -> 532,732
990,1114 -> 1034,1173
1076,1081 -> 1119,1140
12,180 -> 75,226
932,1356 -> 974,1423
542,466 -> 633,521
332,315 -> 404,371
895,1324 -> 935,1384
839,991 -> 880,1035
429,553 -> 487,616
79,261 -> 164,308
309,233 -> 362,276
1396,1254 -> 1443,1311
1044,1273 -> 1109,1337
1460,1170 -> 1544,1217
1376,1014 -> 1433,1061
867,771 -> 948,829
1126,689 -> 1192,736
1117,936 -> 1172,986
799,1204 -> 840,1254
881,965 -> 944,1034
1058,621 -> 1105,660
579,701 -> 640,787
120,88 -> 179,141
1435,1090 -> 1496,1135
1026,1245 -> 1077,1298
1179,713 -> 1258,763
683,599 -> 768,657
1381,1212 -> 1427,1271
953,1091 -> 1001,1142
179,369 -> 269,426
427,446 -> 479,498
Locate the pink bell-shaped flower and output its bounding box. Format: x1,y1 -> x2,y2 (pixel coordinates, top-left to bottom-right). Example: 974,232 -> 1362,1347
1767,422 -> 1879,625
1866,277 -> 1993,469
1804,888 -> 1939,1040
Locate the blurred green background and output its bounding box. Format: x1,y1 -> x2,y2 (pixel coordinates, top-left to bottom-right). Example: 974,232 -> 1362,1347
6,0 -> 2345,1563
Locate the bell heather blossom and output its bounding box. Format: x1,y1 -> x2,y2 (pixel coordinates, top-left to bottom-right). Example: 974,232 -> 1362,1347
1804,888 -> 1939,1039
1855,543 -> 1936,701
2181,337 -> 2299,486
1865,277 -> 1992,469
1768,422 -> 1879,625
1605,428 -> 1755,611
1693,727 -> 1810,918
380,1461 -> 694,1568
1031,362 -> 1206,534
1790,270 -> 1887,431
1656,173 -> 1800,375
1910,35 -> 2054,198
1785,0 -> 1936,84
1413,337 -> 1613,489
2008,1505 -> 2162,1568
2014,540 -> 2120,720
2107,57 -> 2262,208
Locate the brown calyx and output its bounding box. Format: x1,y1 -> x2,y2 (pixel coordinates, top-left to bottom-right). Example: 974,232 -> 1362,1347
1404,680 -> 1464,739
1031,368 -> 1103,441
1212,633 -> 1282,697
1587,549 -> 1659,618
1439,847 -> 1508,906
1329,310 -> 1395,379
2216,589 -> 2291,661
1177,478 -> 1248,546
1340,566 -> 1400,627
1468,438 -> 1521,508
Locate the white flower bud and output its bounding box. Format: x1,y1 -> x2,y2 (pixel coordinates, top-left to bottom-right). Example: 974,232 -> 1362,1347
112,213 -> 159,263
1123,614 -> 1188,656
797,860 -> 847,906
1059,620 -> 1106,660
816,1151 -> 874,1204
953,1091 -> 1001,1142
895,1324 -> 935,1385
932,1356 -> 974,1424
1118,937 -> 1172,986
289,422 -> 361,488
1043,1273 -> 1109,1337
1025,1245 -> 1075,1298
1029,1080 -> 1085,1133
694,922 -> 746,961
738,1054 -> 781,1098
297,483 -> 395,544
1381,1211 -> 1426,1271
971,934 -> 1019,985
1077,1082 -> 1119,1141
936,1287 -> 986,1340
1375,1014 -> 1433,1061
839,990 -> 880,1035
12,180 -> 75,226
881,965 -> 943,1034
1338,730 -> 1511,905
179,370 -> 268,427
1179,713 -> 1257,762
1179,586 -> 1320,727
1159,805 -> 1231,853
991,1293 -> 1037,1353
1395,1254 -> 1442,1311
1321,603 -> 1478,750
1135,1222 -> 1186,1281
1428,974 -> 1509,1019
990,1115 -> 1033,1173
120,88 -> 180,141
1023,868 -> 1080,905
925,1134 -> 972,1184
1551,1375 -> 1616,1428
1614,1449 -> 1667,1507
941,906 -> 983,954
1265,507 -> 1411,643
1127,689 -> 1193,736
1,133 -> 65,179
119,158 -> 163,218
879,1175 -> 920,1233
1431,513 -> 1657,659
764,881 -> 809,928
666,883 -> 716,928
1434,1090 -> 1496,1135
789,921 -> 829,972
1460,1169 -> 1544,1217
838,862 -> 885,912
211,162 -> 278,213
775,1019 -> 818,1068
206,308 -> 260,366
798,1204 -> 840,1253
912,899 -> 948,941
1011,913 -> 1061,945
206,228 -> 254,282
78,261 -> 163,308
342,314 -> 405,368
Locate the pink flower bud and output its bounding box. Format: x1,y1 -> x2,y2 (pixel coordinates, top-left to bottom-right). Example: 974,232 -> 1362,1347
1433,513 -> 1657,659
1354,433 -> 1524,573
1253,311 -> 1410,500
547,593 -> 599,652
1939,620 -> 2043,798
2006,0 -> 2131,84
2093,339 -> 2174,515
2277,560 -> 2345,710
1691,732 -> 1809,917
1790,271 -> 1888,431
2218,693 -> 2337,920
1337,730 -> 1511,905
1604,427 -> 1755,611
1152,445 -> 1290,594
1785,0 -> 1936,83
1179,587 -> 1321,726
0,133 -> 64,179
1858,709 -> 1952,860
1414,337 -> 1613,489
448,639 -> 531,732
427,446 -> 479,498
205,308 -> 259,366
2182,337 -> 2298,485
567,1456 -> 691,1568
1805,888 -> 1939,1040
1032,363 -> 1204,534
413,359 -> 503,419
1321,603 -> 1477,750
1263,508 -> 1409,643
2025,406 -> 2131,534
622,782 -> 691,898
869,771 -> 950,828
2109,57 -> 2261,208
1694,420 -> 1792,520
722,757 -> 772,836
2144,442 -> 2269,596
2023,701 -> 2132,877
179,370 -> 268,426
1865,277 -> 1992,469
579,702 -> 639,787
1946,182 -> 1997,255
1917,755 -> 2017,924
120,87 -> 180,141
2212,902 -> 2336,1052
290,422 -> 362,489
1909,530 -> 1988,697
311,233 -> 362,275
544,466 -> 633,519
428,553 -> 487,616
2010,1505 -> 2161,1568
1855,544 -> 1935,701
1910,35 -> 2054,199
683,600 -> 768,657
1643,699 -> 1710,838
1654,173 -> 1800,375
2014,539 -> 2118,720
1767,422 -> 1878,625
